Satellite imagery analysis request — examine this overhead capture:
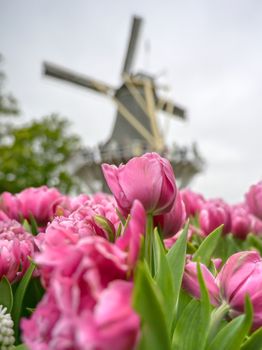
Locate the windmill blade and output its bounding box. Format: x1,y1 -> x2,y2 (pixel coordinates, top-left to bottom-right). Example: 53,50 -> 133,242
157,97 -> 186,119
43,62 -> 115,96
122,16 -> 143,76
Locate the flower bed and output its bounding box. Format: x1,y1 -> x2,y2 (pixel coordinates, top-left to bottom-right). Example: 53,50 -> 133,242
0,152 -> 262,349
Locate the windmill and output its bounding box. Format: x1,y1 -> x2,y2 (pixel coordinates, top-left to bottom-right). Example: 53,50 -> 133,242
43,16 -> 203,191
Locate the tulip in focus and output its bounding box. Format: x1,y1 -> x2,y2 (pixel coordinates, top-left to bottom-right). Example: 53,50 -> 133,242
102,152 -> 177,216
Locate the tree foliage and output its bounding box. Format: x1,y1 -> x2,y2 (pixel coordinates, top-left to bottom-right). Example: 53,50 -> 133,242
0,55 -> 82,194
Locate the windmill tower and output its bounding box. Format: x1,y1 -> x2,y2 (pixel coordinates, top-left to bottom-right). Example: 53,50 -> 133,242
43,16 -> 203,191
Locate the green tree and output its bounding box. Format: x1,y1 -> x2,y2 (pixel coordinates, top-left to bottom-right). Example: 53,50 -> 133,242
0,56 -> 82,194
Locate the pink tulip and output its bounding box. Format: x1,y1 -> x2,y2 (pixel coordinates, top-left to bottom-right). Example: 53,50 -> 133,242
116,200 -> 146,269
231,204 -> 252,239
245,181 -> 262,220
182,261 -> 220,306
183,251 -> 262,330
154,191 -> 186,238
102,152 -> 177,216
199,199 -> 231,235
180,188 -> 205,218
0,219 -> 34,283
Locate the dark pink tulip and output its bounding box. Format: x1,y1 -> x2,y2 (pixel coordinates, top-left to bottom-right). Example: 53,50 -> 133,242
102,152 -> 177,216
245,181 -> 262,220
182,261 -> 220,306
116,200 -> 146,269
199,199 -> 231,235
217,251 -> 262,330
154,191 -> 186,238
231,204 -> 252,239
183,251 -> 262,330
180,188 -> 205,218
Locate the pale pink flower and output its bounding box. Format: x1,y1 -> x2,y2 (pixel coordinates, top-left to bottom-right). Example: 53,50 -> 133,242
54,194 -> 90,217
102,152 -> 177,216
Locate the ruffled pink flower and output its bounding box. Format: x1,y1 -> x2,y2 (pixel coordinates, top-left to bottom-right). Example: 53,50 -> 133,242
154,191 -> 186,238
22,281 -> 140,350
116,200 -> 146,269
54,194 -> 90,217
102,152 -> 177,216
180,188 -> 205,218
0,219 -> 34,282
199,198 -> 231,235
245,181 -> 262,220
231,204 -> 252,239
36,235 -> 128,291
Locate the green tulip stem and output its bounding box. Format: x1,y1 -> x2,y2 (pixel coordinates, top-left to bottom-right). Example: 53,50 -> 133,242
208,301 -> 230,342
146,214 -> 154,275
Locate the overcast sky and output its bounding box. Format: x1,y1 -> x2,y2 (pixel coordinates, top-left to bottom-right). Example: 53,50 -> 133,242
1,0 -> 262,202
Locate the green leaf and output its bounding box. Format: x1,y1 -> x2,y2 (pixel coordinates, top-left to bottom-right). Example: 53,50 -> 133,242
133,262 -> 171,350
15,345 -> 29,350
0,276 -> 13,313
153,228 -> 175,329
193,225 -> 222,265
94,215 -> 115,242
11,260 -> 36,339
166,222 -> 189,322
241,327 -> 262,350
29,213 -> 39,236
171,262 -> 211,350
22,219 -> 32,234
206,297 -> 253,350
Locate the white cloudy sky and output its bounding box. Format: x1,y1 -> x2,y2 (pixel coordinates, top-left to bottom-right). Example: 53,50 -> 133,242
1,0 -> 262,202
